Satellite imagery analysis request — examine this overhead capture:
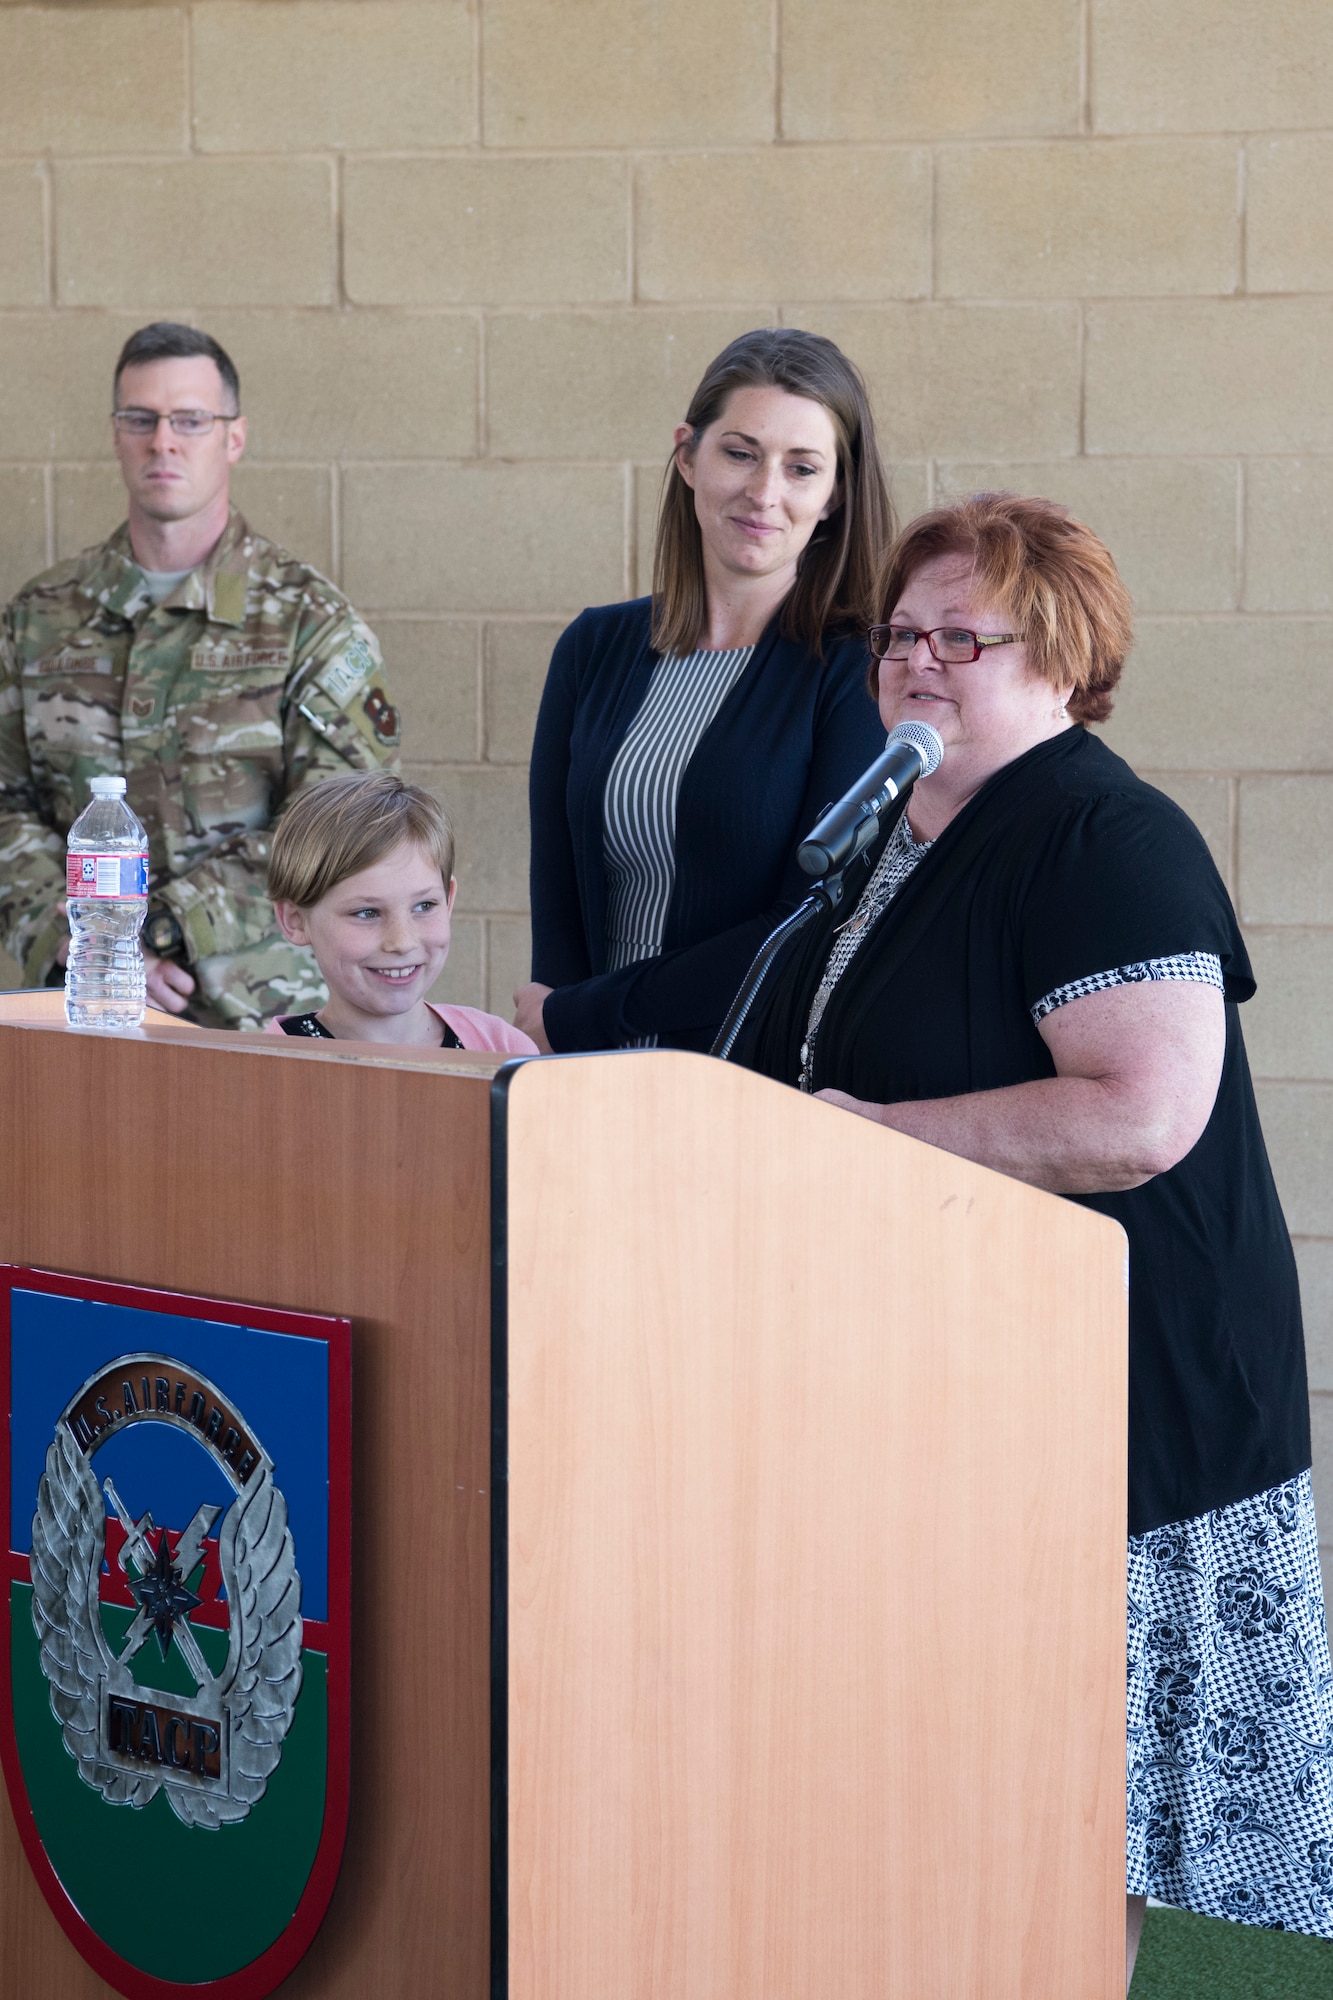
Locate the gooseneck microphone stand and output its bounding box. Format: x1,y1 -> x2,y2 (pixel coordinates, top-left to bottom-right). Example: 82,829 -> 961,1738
710,719 -> 944,1064
709,866 -> 850,1063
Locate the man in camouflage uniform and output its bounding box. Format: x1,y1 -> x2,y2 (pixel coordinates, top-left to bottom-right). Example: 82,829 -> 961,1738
0,321 -> 400,1028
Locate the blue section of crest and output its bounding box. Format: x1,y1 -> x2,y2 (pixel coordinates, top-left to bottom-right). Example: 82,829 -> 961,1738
8,1289 -> 329,1620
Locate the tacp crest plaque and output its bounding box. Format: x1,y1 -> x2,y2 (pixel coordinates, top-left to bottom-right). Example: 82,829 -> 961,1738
0,1267 -> 351,1999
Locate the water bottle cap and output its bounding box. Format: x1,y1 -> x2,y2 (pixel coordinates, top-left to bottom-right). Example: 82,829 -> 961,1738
89,775 -> 127,796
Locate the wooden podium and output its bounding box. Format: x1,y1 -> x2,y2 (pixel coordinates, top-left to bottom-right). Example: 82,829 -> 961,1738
0,1016 -> 1127,1999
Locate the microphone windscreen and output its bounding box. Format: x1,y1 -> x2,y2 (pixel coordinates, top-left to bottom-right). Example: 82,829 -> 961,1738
885,719 -> 944,778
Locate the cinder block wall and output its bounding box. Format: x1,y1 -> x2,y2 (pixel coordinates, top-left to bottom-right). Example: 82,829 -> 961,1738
2,0 -> 1331,1572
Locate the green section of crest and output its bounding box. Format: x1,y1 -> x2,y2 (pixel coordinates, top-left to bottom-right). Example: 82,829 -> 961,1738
11,1584 -> 328,1983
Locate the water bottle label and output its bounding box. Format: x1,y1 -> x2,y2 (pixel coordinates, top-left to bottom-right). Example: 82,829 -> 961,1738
66,852 -> 149,898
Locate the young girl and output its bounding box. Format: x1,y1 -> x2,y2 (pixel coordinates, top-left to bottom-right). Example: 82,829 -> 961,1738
265,771 -> 538,1053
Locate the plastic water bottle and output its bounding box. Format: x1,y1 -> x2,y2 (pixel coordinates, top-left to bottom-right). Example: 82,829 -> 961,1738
65,776 -> 149,1029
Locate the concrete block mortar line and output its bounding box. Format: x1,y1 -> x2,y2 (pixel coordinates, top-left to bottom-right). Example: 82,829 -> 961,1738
927,145 -> 937,301
1237,141 -> 1248,297
476,309 -> 488,457
184,0 -> 195,157
473,620 -> 485,763
329,458 -> 341,588
1235,458 -> 1247,610
1078,0 -> 1091,136
1076,302 -> 1086,455
469,0 -> 482,150
42,462 -> 54,571
623,461 -> 637,604
627,153 -> 638,304
772,0 -> 783,144
334,152 -> 346,309
1229,775 -> 1241,902
38,155 -> 53,309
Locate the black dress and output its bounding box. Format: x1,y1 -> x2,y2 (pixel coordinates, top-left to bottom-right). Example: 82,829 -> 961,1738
739,727 -> 1333,1930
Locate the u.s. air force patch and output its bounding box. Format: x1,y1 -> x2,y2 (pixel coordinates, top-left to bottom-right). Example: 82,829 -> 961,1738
0,1268 -> 350,1999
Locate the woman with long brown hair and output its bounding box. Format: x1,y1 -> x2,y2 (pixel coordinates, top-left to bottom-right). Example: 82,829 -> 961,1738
513,327 -> 892,1053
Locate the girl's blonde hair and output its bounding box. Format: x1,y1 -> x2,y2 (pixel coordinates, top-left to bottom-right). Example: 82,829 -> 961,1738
267,772 -> 454,909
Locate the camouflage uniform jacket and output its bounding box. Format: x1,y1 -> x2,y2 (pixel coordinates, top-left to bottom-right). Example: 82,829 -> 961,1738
0,510 -> 401,1028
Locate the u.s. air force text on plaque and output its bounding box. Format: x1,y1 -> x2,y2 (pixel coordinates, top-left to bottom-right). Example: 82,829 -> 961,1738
0,1268 -> 351,2000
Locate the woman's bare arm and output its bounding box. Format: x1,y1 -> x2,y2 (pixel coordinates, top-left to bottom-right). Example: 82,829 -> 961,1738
815,979 -> 1226,1195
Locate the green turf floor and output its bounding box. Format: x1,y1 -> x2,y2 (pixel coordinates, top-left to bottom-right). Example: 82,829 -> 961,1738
1130,1906 -> 1333,1997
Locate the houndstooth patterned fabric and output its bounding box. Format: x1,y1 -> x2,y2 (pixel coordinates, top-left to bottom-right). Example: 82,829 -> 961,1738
1031,951 -> 1224,1026
1127,1471 -> 1333,1934
798,810 -> 934,1091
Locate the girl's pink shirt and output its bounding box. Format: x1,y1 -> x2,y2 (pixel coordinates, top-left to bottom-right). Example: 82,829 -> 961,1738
264,1002 -> 538,1054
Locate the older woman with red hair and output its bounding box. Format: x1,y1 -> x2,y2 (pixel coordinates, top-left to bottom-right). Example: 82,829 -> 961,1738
739,493 -> 1332,1988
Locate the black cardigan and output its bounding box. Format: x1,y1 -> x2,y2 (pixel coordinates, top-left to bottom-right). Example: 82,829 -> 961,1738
739,729 -> 1309,1537
528,596 -> 885,1053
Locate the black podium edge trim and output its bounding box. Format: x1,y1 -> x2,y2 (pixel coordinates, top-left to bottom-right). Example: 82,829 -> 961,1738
488,1059 -> 528,2000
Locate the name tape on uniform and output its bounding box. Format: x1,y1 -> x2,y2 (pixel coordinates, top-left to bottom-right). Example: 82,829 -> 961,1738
66,852 -> 149,898
189,647 -> 290,674
31,651 -> 117,676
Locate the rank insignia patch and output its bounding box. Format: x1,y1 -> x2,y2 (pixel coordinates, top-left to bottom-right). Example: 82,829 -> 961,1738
0,1268 -> 351,1999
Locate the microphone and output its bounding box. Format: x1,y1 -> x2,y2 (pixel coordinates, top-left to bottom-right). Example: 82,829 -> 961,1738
797,720 -> 944,878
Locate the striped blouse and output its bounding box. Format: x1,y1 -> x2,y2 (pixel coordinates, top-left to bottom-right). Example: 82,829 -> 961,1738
603,645 -> 755,985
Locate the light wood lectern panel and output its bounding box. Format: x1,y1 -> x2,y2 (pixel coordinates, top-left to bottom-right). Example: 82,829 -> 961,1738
0,1024 -> 1126,1999
498,1051 -> 1127,2000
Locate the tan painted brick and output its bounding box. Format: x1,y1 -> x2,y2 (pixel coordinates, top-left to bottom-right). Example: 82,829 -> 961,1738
485,623 -> 561,764
1086,302 -> 1333,455
237,466 -> 336,575
0,467 -> 48,605
1248,137 -> 1333,294
193,1 -> 473,153
375,621 -> 480,764
1137,774 -> 1233,888
487,310 -> 765,460
1245,460 -> 1333,613
0,8 -> 186,154
425,912 -> 484,1010
634,463 -> 668,598
56,161 -> 334,309
488,917 -> 533,1017
407,764 -> 529,911
1242,930 -> 1333,1081
1099,620 -> 1333,773
483,0 -> 772,147
345,160 -> 627,308
1297,1240 -> 1333,1394
342,465 -> 625,615
0,315 -> 141,460
936,459 -> 1238,613
637,150 -> 930,304
1092,0 -> 1333,134
888,463 -> 931,532
782,0 -> 1080,141
799,306 -> 1080,459
204,312 -> 479,461
1239,780 -> 1333,927
1254,1085 -> 1333,1235
54,465 -> 125,562
936,141 -> 1238,299
0,165 -> 45,309
53,462 -> 333,576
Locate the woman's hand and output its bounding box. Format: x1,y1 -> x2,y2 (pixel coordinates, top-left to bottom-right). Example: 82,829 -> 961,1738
512,982 -> 554,1055
811,979 -> 1227,1196
815,1089 -> 884,1123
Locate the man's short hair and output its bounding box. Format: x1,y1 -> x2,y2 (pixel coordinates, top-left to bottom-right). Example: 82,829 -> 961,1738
268,773 -> 455,910
113,323 -> 241,411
